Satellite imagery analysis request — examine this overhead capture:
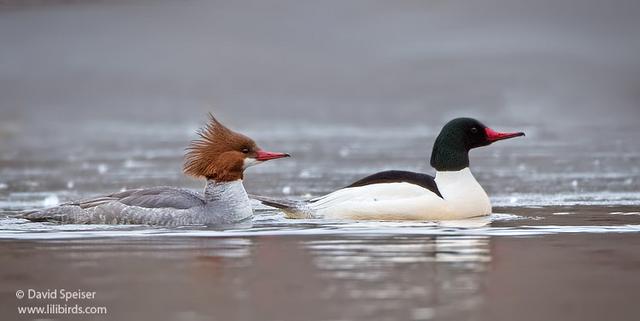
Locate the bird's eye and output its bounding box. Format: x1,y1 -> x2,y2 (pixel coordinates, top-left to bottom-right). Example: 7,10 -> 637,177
470,127 -> 478,134
241,148 -> 250,154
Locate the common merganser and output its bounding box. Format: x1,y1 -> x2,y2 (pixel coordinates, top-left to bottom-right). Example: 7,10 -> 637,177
19,114 -> 290,226
255,118 -> 524,220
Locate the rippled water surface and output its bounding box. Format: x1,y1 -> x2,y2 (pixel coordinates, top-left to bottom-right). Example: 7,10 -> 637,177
1,209 -> 640,321
2,1 -> 640,320
1,119 -> 639,321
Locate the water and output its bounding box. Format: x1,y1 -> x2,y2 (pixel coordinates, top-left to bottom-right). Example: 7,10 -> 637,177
1,209 -> 640,321
2,1 -> 640,320
1,120 -> 639,321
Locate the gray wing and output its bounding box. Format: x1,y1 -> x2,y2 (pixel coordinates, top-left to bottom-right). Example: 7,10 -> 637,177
68,187 -> 205,210
19,187 -> 206,224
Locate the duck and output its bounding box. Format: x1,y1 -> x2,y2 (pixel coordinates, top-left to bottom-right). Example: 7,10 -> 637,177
19,114 -> 290,226
254,118 -> 524,220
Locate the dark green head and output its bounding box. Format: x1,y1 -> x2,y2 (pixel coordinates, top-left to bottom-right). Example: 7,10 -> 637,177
430,118 -> 525,171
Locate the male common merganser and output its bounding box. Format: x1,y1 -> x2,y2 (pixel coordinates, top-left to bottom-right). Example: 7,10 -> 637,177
255,118 -> 524,220
19,114 -> 290,226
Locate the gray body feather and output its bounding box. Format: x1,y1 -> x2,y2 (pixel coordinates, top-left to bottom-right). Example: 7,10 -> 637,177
20,180 -> 253,226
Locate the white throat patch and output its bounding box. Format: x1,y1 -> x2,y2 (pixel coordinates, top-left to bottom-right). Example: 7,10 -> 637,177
243,158 -> 263,169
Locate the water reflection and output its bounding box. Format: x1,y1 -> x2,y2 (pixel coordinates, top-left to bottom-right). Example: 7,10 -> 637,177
304,236 -> 490,320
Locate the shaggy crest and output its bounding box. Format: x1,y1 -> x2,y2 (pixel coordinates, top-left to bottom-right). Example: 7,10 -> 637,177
184,114 -> 257,180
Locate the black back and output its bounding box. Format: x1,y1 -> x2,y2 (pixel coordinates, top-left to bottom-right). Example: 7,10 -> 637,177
346,170 -> 443,198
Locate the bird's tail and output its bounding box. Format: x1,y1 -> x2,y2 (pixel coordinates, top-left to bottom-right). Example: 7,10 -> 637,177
3,209 -> 32,219
250,195 -> 315,219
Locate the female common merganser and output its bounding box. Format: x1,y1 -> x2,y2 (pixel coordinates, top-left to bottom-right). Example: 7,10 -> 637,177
20,114 -> 290,226
255,118 -> 524,220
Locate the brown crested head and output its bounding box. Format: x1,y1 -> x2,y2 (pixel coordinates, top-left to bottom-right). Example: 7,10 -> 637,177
184,114 -> 289,181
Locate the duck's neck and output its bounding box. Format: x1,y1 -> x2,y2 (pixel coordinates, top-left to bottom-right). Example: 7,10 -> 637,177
435,168 -> 477,189
202,179 -> 253,222
430,133 -> 469,171
430,146 -> 469,171
204,179 -> 248,203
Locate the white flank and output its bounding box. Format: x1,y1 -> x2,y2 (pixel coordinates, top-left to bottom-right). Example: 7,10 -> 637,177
302,168 -> 491,220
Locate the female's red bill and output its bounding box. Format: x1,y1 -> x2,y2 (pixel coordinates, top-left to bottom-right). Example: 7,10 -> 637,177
255,150 -> 291,161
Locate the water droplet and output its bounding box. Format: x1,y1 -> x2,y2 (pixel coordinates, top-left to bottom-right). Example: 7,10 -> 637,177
124,159 -> 136,168
66,181 -> 75,189
97,164 -> 108,174
43,194 -> 59,207
299,170 -> 312,178
282,186 -> 292,195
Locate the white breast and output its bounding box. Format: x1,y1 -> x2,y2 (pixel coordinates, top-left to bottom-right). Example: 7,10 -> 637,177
435,168 -> 492,217
307,168 -> 491,220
